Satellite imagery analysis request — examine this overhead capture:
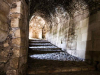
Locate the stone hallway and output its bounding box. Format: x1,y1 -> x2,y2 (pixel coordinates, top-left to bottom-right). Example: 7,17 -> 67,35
0,0 -> 100,75
27,39 -> 99,75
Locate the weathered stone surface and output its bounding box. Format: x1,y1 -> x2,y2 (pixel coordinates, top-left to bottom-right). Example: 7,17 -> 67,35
0,21 -> 8,31
12,47 -> 20,58
19,56 -> 27,68
0,30 -> 8,42
14,29 -> 21,37
0,57 -> 8,63
20,47 -> 27,57
10,13 -> 21,19
10,58 -> 19,69
12,38 -> 21,46
10,1 -> 22,14
6,0 -> 14,4
0,0 -> 28,75
0,50 -> 9,57
0,0 -> 10,15
11,18 -> 19,27
0,14 -> 8,23
6,70 -> 17,75
4,41 -> 9,47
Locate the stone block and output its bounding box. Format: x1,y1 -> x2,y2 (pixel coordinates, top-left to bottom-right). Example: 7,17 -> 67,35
6,0 -> 13,4
75,22 -> 80,30
11,18 -> 19,27
0,14 -> 8,23
4,40 -> 9,47
20,38 -> 26,46
14,29 -> 21,37
12,47 -> 20,58
76,50 -> 86,59
12,38 -> 26,47
0,50 -> 9,57
12,38 -> 21,46
77,33 -> 82,41
94,40 -> 100,51
77,41 -> 87,51
0,0 -> 10,15
0,21 -> 8,31
19,56 -> 27,68
77,41 -> 82,50
0,63 -> 4,70
0,29 -> 8,42
14,29 -> 25,38
10,58 -> 19,69
89,21 -> 100,31
86,41 -> 92,51
82,32 -> 88,41
80,17 -> 89,28
93,30 -> 100,39
10,1 -> 23,14
81,41 -> 87,50
6,70 -> 17,75
75,28 -> 81,35
0,57 -> 8,63
87,31 -> 92,41
10,13 -> 21,19
20,47 -> 27,57
74,15 -> 82,23
81,26 -> 88,34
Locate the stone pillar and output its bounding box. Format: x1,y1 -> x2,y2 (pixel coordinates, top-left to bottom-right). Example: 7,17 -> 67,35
6,0 -> 28,75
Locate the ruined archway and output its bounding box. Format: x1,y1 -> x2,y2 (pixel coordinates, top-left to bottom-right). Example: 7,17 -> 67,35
29,15 -> 47,39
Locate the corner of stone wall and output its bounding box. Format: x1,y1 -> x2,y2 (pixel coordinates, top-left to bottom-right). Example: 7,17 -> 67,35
6,0 -> 29,75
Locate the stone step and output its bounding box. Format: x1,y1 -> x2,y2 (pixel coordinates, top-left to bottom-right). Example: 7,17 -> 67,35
27,59 -> 95,75
29,51 -> 62,54
29,41 -> 50,43
27,71 -> 100,75
29,48 -> 62,51
29,40 -> 50,43
29,43 -> 53,46
29,48 -> 62,52
29,46 -> 58,48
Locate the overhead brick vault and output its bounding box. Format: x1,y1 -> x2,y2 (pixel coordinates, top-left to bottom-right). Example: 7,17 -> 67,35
0,0 -> 100,75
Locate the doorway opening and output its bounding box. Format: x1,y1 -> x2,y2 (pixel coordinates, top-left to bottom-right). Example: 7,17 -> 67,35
29,15 -> 47,40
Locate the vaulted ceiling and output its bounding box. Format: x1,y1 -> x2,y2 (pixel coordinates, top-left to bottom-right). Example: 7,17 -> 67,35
25,0 -> 100,19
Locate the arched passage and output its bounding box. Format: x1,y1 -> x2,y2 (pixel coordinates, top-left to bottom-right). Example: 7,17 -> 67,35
29,15 -> 47,39
1,0 -> 100,75
29,0 -> 89,59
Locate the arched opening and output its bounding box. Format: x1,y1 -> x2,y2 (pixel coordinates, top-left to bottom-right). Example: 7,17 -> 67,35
29,15 -> 47,39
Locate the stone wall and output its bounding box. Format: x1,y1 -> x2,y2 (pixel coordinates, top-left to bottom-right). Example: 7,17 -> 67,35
0,0 -> 29,75
45,0 -> 100,69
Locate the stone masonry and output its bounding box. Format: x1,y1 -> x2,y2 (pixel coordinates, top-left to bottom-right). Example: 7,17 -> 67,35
0,0 -> 28,75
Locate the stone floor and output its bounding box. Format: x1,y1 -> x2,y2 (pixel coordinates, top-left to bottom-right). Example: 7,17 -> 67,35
27,39 -> 99,75
29,39 -> 83,61
30,52 -> 84,61
27,71 -> 100,75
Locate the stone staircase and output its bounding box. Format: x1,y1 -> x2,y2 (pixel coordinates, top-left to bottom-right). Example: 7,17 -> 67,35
27,39 -> 96,75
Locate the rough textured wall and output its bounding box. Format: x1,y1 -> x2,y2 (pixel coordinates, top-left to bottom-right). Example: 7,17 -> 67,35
45,0 -> 100,69
46,6 -> 70,51
86,11 -> 100,69
0,0 -> 29,75
0,0 -> 12,74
